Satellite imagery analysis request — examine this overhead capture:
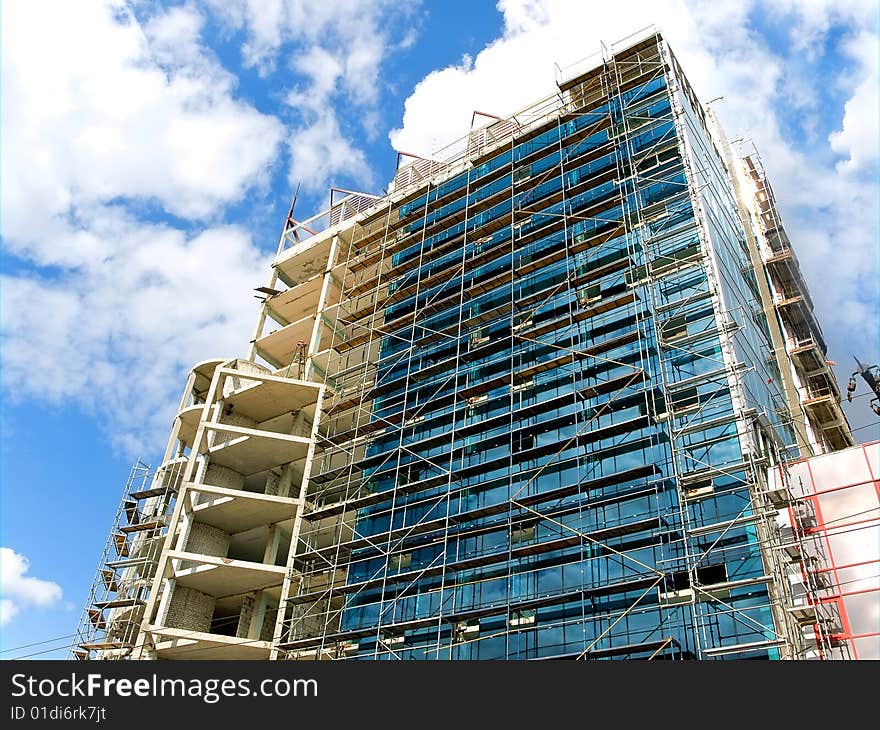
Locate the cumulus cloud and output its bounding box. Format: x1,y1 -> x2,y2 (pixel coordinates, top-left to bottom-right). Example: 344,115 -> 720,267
0,0 -> 280,452
829,32 -> 879,175
205,0 -> 419,193
389,0 -> 879,424
0,217 -> 269,453
391,1 -> 701,157
0,600 -> 19,626
0,0 -> 421,453
1,1 -> 283,231
286,111 -> 374,192
772,0 -> 879,55
0,548 -> 64,625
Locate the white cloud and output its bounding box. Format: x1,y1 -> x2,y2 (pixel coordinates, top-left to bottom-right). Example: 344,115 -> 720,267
144,2 -> 210,69
0,0 -> 416,453
1,216 -> 270,453
0,548 -> 63,625
205,0 -> 419,193
390,0 -> 764,158
291,46 -> 345,113
829,32 -> 879,174
204,0 -> 410,81
771,0 -> 878,55
0,1 -> 284,234
390,0 -> 879,391
287,112 -> 374,194
0,1 -> 280,452
0,599 -> 19,626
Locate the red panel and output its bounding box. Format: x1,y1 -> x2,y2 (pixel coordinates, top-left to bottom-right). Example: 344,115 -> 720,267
804,459 -> 859,659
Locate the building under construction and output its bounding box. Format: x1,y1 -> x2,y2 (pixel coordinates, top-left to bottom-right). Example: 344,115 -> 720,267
75,29 -> 863,661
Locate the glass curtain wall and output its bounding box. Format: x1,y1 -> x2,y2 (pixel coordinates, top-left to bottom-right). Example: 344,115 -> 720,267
285,35 -> 793,660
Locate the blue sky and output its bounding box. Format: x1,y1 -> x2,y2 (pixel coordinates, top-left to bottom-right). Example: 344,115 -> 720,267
1,0 -> 877,658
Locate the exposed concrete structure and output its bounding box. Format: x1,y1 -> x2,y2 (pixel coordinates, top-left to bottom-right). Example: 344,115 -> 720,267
76,29 -> 861,661
739,154 -> 854,453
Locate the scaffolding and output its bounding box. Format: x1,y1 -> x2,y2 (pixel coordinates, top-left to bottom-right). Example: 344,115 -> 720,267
259,30 -> 839,659
76,29 -> 855,661
769,467 -> 854,659
111,357 -> 327,660
73,459 -> 181,659
740,153 -> 854,453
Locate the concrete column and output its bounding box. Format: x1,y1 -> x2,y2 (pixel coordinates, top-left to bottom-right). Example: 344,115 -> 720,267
263,525 -> 282,565
247,591 -> 271,640
237,593 -> 256,638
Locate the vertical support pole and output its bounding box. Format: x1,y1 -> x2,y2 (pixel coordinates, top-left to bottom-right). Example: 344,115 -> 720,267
270,385 -> 327,659
305,234 -> 342,382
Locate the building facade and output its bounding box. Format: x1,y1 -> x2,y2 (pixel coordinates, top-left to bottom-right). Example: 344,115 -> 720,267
768,441 -> 879,659
76,31 -> 857,661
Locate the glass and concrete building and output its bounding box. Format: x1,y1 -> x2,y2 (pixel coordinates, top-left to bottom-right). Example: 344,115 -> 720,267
76,30 -> 861,661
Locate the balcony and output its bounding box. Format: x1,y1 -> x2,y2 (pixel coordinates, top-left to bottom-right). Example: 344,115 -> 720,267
148,626 -> 273,660
221,370 -> 322,422
254,314 -> 352,371
799,385 -> 854,451
765,247 -> 812,309
203,425 -> 312,476
183,367 -> 325,475
789,337 -> 827,375
144,519 -> 291,659
263,273 -> 332,325
775,293 -> 826,353
274,218 -> 348,283
169,552 -> 286,596
188,483 -> 301,535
